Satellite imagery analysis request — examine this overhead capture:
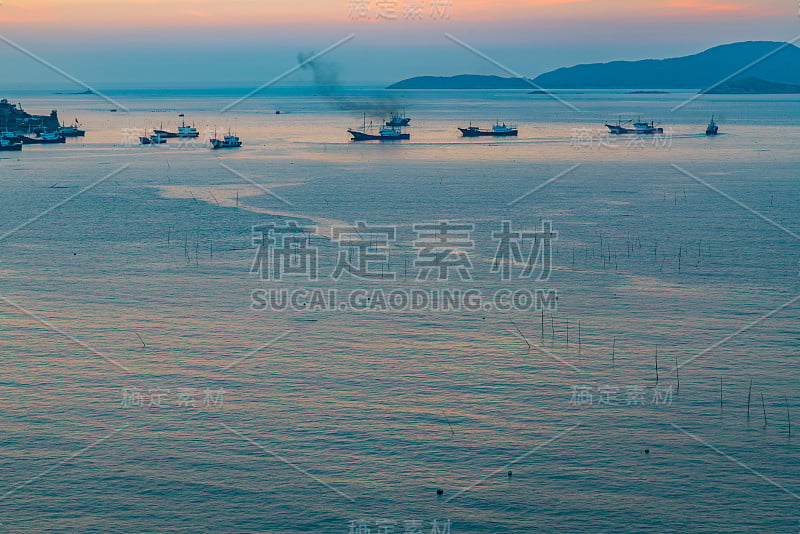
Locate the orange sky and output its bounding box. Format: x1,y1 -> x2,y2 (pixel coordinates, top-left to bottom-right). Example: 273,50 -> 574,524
0,0 -> 787,28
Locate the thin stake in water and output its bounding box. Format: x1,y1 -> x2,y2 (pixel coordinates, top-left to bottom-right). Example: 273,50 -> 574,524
786,396 -> 791,437
541,309 -> 544,338
612,336 -> 615,364
443,411 -> 455,436
747,379 -> 753,421
761,392 -> 767,428
654,346 -> 659,383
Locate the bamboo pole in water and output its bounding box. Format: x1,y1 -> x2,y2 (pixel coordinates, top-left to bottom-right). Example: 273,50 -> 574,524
612,336 -> 615,364
786,396 -> 791,437
541,309 -> 544,338
654,346 -> 659,383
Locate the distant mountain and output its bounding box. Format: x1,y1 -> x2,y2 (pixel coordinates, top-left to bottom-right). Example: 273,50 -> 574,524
388,42 -> 800,91
533,41 -> 800,89
387,74 -> 533,89
702,77 -> 800,94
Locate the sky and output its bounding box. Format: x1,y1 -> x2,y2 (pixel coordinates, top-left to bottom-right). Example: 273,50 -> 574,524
0,0 -> 797,87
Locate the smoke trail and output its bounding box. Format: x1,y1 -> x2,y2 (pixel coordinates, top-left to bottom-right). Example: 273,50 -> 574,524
298,52 -> 401,119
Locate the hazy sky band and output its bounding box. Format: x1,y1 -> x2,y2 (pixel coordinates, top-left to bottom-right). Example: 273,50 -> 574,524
1,0 -> 797,86
1,0 -> 791,27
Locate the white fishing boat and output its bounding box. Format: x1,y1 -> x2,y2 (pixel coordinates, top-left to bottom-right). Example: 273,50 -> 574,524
348,114 -> 410,140
177,115 -> 199,138
59,120 -> 85,137
210,132 -> 242,148
606,119 -> 663,134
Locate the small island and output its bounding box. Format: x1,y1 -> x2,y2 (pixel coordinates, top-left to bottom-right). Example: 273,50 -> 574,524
702,77 -> 800,94
388,41 -> 800,92
388,74 -> 533,90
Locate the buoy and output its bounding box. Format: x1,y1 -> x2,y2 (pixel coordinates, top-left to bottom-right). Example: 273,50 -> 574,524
644,449 -> 650,454
507,470 -> 512,478
436,489 -> 443,495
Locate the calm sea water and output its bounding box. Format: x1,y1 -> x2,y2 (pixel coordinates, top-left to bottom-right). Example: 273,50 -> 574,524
0,88 -> 799,533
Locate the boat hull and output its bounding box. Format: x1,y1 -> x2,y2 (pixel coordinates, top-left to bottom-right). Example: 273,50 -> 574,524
0,142 -> 22,151
153,130 -> 179,138
348,129 -> 410,141
605,124 -> 663,134
605,124 -> 628,134
140,136 -> 166,145
20,135 -> 66,144
210,140 -> 242,149
459,128 -> 518,137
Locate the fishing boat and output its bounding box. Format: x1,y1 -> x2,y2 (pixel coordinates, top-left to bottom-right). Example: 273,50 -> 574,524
139,133 -> 167,145
458,122 -> 518,137
0,138 -> 22,151
606,119 -> 663,134
20,131 -> 66,144
1,131 -> 21,143
210,133 -> 242,149
153,124 -> 179,138
348,126 -> 410,141
385,112 -> 411,127
59,120 -> 85,137
705,115 -> 719,135
177,115 -> 199,138
348,115 -> 409,140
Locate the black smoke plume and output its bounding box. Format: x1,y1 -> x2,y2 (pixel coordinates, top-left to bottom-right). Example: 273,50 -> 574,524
298,52 -> 401,120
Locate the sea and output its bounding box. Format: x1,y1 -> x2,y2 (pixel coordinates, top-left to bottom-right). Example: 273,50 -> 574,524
0,87 -> 798,533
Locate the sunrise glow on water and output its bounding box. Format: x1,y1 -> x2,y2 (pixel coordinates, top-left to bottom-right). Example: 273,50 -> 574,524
1,2 -> 799,532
